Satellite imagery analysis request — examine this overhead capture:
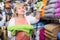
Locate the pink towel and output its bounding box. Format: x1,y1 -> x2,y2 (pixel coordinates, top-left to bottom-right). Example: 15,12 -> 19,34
39,28 -> 45,40
55,8 -> 60,13
55,3 -> 60,8
55,13 -> 60,17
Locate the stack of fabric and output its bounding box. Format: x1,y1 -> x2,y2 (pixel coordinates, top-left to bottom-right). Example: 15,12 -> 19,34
44,0 -> 55,18
44,23 -> 60,40
44,0 -> 60,19
54,0 -> 60,18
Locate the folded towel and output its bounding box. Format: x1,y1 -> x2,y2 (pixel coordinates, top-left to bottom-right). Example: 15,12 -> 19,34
45,8 -> 55,13
55,13 -> 60,17
45,4 -> 55,10
55,3 -> 60,8
44,13 -> 54,17
7,25 -> 34,36
55,8 -> 60,13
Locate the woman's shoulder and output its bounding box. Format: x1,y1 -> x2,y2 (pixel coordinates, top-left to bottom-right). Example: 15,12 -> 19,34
10,17 -> 15,21
8,17 -> 15,26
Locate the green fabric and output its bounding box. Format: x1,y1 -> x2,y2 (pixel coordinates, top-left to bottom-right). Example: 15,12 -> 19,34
36,1 -> 43,10
7,25 -> 34,36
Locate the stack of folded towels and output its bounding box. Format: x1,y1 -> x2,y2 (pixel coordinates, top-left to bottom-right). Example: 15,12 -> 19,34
44,0 -> 60,18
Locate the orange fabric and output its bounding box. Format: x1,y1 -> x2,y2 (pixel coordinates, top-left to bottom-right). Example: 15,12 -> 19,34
40,0 -> 47,17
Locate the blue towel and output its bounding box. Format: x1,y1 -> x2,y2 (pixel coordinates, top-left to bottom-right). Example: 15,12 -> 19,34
57,32 -> 60,40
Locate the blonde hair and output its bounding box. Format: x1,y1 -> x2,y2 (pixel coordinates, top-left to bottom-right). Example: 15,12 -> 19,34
13,3 -> 24,17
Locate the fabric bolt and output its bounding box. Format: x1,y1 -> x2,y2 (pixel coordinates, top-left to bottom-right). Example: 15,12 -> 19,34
39,28 -> 45,40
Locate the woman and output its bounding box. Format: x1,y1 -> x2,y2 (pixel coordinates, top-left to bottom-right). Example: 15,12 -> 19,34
7,3 -> 40,40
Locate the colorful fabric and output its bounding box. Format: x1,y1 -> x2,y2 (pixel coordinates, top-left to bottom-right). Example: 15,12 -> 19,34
7,25 -> 34,36
39,28 -> 45,40
40,0 -> 47,17
44,0 -> 60,18
36,1 -> 43,10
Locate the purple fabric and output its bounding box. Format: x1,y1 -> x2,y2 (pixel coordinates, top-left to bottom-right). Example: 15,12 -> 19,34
56,0 -> 60,3
55,0 -> 60,17
55,13 -> 60,16
55,3 -> 60,8
55,8 -> 60,13
39,28 -> 45,40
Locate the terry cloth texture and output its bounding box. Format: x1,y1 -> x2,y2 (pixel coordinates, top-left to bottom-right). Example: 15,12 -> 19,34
7,25 -> 34,36
44,0 -> 60,18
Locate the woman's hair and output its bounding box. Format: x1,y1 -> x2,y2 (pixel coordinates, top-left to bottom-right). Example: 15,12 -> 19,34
13,3 -> 24,17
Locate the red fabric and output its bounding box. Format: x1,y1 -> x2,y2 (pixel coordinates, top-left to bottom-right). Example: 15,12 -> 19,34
39,28 -> 45,40
16,31 -> 30,40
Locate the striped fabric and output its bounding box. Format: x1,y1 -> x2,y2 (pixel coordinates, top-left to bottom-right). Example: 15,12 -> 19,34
44,0 -> 60,18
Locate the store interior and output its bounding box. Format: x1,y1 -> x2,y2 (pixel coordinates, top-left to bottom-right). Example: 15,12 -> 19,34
0,0 -> 60,40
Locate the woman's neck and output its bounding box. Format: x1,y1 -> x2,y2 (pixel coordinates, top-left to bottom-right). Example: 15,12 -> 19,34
17,14 -> 25,19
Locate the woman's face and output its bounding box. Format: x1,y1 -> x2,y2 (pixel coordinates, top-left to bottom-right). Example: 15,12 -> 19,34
16,5 -> 25,15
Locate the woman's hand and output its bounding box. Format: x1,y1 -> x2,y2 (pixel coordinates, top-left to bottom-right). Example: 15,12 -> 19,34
36,4 -> 44,20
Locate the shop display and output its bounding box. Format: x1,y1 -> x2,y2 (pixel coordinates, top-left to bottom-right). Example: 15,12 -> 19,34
44,23 -> 60,40
0,0 -> 60,40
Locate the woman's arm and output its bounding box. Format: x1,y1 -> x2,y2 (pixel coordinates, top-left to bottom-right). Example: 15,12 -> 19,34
35,11 -> 40,20
7,18 -> 15,38
8,18 -> 15,26
35,4 -> 44,20
26,7 -> 43,24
